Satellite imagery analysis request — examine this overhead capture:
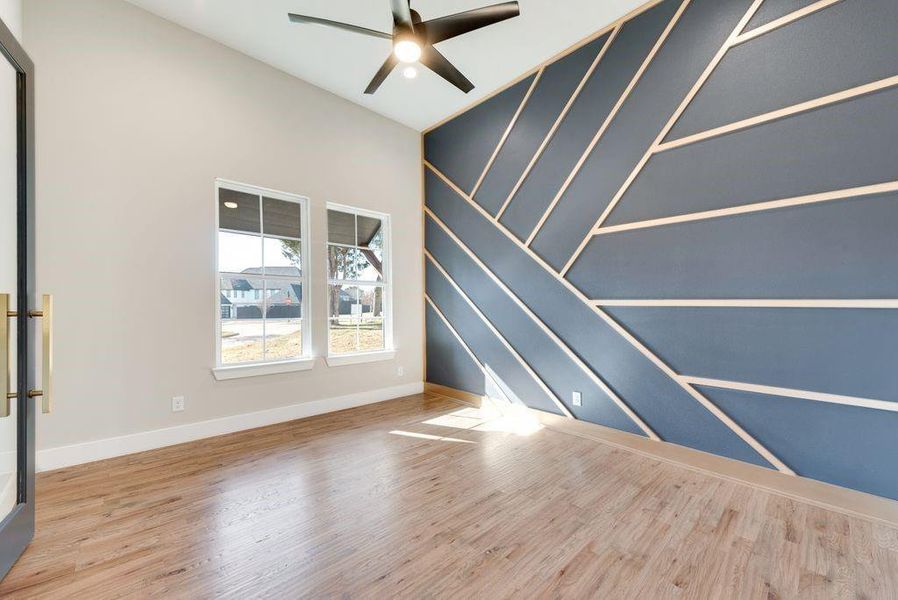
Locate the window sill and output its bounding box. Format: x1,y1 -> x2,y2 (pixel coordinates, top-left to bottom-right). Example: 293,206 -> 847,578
212,357 -> 315,381
325,349 -> 395,367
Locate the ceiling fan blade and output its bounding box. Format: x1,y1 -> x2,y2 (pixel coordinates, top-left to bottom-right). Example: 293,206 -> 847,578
364,53 -> 400,94
288,13 -> 392,40
421,1 -> 520,44
420,46 -> 474,93
390,0 -> 414,30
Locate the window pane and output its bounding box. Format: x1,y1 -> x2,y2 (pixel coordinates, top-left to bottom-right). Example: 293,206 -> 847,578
327,209 -> 356,245
264,237 -> 302,275
326,246 -> 382,282
263,197 -> 301,239
218,231 -> 262,274
219,188 -> 260,234
364,228 -> 384,267
328,284 -> 358,354
358,285 -> 385,352
264,279 -> 303,361
220,275 -> 264,364
356,214 -> 383,246
328,245 -> 360,280
354,249 -> 383,282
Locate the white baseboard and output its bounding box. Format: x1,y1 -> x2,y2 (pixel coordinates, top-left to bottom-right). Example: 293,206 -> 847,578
37,382 -> 424,472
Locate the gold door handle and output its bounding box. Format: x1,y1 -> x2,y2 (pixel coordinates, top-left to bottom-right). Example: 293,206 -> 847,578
1,293 -> 11,418
27,294 -> 52,414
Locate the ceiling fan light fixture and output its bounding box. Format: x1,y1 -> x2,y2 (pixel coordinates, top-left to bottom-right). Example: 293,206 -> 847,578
393,39 -> 422,63
288,1 -> 521,94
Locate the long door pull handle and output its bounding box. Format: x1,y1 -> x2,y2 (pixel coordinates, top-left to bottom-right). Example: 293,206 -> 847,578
1,293 -> 11,418
27,294 -> 52,414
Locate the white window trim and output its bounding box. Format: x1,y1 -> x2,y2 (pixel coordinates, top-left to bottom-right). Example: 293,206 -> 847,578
213,357 -> 316,381
325,349 -> 396,368
213,178 -> 312,378
325,202 -> 394,362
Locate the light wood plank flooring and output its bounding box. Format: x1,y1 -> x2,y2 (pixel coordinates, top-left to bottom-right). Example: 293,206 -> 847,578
2,393 -> 897,599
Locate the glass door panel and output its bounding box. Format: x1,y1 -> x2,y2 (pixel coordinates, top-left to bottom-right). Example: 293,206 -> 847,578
0,52 -> 18,530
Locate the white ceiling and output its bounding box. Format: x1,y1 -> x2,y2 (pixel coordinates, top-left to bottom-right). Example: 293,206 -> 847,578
125,0 -> 646,131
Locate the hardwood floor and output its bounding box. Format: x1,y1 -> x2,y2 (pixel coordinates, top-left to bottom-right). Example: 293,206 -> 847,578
2,393 -> 897,599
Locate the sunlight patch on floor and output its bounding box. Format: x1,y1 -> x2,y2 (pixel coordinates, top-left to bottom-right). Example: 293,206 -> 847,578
422,414 -> 485,429
423,404 -> 543,437
388,430 -> 476,444
472,406 -> 543,436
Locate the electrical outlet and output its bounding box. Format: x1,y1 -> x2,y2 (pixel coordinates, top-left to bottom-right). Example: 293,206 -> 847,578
171,396 -> 185,412
397,366 -> 404,377
572,391 -> 582,407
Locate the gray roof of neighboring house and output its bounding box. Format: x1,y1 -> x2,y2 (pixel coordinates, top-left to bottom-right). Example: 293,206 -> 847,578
220,275 -> 302,304
220,267 -> 302,291
239,266 -> 301,277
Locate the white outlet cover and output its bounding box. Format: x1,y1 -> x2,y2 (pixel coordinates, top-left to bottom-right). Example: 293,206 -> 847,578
397,366 -> 404,377
172,396 -> 185,412
572,391 -> 582,407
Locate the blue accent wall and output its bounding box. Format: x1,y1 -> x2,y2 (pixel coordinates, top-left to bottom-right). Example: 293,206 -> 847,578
424,0 -> 898,500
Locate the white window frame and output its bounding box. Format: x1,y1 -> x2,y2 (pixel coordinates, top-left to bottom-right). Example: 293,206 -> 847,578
213,179 -> 313,380
325,202 -> 394,366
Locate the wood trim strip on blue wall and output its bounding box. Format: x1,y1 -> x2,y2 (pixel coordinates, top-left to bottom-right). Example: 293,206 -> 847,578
680,376 -> 898,414
593,180 -> 898,236
656,74 -> 898,154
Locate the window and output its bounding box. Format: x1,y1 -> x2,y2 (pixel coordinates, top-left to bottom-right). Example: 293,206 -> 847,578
326,204 -> 391,357
215,180 -> 310,369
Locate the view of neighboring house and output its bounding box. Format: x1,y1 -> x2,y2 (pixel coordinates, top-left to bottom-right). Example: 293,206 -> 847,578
220,267 -> 303,320
220,266 -> 374,320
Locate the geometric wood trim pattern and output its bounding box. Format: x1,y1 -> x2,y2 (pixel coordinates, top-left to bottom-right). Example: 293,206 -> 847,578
426,250 -> 574,418
470,70 -> 544,198
425,0 -> 898,498
425,160 -> 792,473
731,0 -> 844,46
425,207 -> 658,438
523,0 -> 693,248
425,294 -> 512,404
495,26 -> 622,222
561,0 -> 768,276
421,0 -> 672,135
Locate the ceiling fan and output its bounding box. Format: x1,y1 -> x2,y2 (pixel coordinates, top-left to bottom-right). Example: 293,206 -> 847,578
287,1 -> 521,94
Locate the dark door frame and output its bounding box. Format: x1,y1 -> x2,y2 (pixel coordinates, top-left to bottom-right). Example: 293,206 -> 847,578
0,11 -> 35,580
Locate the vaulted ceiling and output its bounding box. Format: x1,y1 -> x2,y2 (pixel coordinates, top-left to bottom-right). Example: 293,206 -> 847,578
125,0 -> 645,130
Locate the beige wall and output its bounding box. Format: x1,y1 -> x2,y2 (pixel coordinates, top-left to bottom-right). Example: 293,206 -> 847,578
0,0 -> 20,41
24,0 -> 423,452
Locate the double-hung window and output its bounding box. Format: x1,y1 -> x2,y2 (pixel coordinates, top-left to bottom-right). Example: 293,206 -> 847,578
215,180 -> 311,372
326,204 -> 392,358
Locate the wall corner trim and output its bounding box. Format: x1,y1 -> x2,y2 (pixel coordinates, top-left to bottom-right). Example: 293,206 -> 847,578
37,382 -> 425,472
424,383 -> 898,528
